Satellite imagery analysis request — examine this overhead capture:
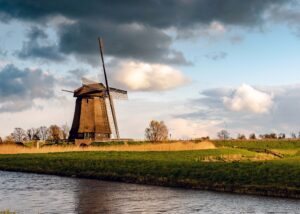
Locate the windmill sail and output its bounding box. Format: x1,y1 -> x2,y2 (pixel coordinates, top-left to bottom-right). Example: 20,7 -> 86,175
105,98 -> 117,138
98,37 -> 120,139
81,77 -> 98,86
110,88 -> 128,100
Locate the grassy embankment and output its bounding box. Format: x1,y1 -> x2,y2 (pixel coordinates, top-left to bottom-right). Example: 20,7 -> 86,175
0,140 -> 299,198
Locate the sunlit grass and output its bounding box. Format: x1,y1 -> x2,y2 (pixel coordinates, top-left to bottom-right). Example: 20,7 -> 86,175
0,141 -> 215,154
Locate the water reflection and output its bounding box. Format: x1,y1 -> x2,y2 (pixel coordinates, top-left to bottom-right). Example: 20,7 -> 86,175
0,171 -> 299,214
75,180 -> 112,213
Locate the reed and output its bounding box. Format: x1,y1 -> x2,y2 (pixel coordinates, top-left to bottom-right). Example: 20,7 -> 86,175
0,141 -> 215,154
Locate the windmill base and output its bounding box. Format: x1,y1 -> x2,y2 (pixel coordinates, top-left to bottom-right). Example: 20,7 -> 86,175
74,137 -> 114,146
75,139 -> 95,146
75,138 -> 134,146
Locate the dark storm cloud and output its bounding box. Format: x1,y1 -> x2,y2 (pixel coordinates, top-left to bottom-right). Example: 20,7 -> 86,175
0,64 -> 55,112
58,20 -> 190,65
17,27 -> 65,61
0,0 -> 290,27
58,68 -> 90,88
0,0 -> 292,64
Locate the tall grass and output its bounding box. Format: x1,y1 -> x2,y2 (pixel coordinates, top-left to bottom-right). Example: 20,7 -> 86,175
0,141 -> 215,154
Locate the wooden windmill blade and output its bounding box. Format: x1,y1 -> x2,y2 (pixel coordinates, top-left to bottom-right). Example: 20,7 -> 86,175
81,77 -> 98,86
104,97 -> 118,138
110,88 -> 128,100
98,37 -> 120,139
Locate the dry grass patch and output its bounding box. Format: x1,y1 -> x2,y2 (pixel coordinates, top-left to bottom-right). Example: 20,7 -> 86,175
200,153 -> 276,162
0,141 -> 215,154
271,149 -> 300,156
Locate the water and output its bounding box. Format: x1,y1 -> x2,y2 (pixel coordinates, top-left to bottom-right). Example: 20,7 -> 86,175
0,171 -> 299,214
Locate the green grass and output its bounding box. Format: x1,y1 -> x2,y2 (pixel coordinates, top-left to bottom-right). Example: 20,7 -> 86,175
0,210 -> 16,214
0,148 -> 299,198
213,139 -> 300,149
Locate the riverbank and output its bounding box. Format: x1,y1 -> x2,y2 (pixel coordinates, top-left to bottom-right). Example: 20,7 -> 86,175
0,147 -> 299,198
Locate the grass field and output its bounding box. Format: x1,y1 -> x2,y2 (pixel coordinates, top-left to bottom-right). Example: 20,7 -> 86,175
213,139 -> 300,149
213,139 -> 300,158
0,140 -> 299,198
0,211 -> 16,214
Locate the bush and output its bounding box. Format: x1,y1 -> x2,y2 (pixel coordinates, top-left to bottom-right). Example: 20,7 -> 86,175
127,141 -> 148,145
91,141 -> 125,146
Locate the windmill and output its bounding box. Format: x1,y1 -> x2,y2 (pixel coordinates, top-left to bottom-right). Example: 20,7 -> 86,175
65,38 -> 128,145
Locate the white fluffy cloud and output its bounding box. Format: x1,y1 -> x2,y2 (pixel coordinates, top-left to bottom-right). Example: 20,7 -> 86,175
222,84 -> 273,114
168,118 -> 222,139
111,61 -> 188,91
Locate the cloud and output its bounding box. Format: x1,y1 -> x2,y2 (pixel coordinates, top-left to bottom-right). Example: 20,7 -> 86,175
176,21 -> 227,40
0,0 -> 289,27
58,21 -> 191,65
17,26 -> 65,61
176,84 -> 300,137
0,64 -> 55,112
0,97 -> 74,137
205,51 -> 227,61
110,61 -> 188,91
229,35 -> 244,44
0,0 -> 293,64
57,68 -> 90,88
268,4 -> 300,36
168,118 -> 222,139
222,84 -> 273,113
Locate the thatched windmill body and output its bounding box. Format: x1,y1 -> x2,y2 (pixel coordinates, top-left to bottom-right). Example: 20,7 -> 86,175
66,38 -> 127,145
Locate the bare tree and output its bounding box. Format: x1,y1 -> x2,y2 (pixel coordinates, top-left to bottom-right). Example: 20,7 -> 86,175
12,128 -> 26,142
278,133 -> 286,139
260,133 -> 277,139
0,137 -> 2,144
217,130 -> 230,140
249,133 -> 256,140
290,132 -> 297,139
61,124 -> 70,140
145,120 -> 168,142
38,126 -> 49,141
48,125 -> 62,142
237,133 -> 246,140
27,128 -> 40,141
4,135 -> 14,144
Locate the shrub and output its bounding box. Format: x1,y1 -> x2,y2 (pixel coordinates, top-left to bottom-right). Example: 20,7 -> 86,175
91,141 -> 125,146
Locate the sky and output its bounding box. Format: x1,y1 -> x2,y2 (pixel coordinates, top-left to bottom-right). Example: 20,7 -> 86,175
1,0 -> 300,139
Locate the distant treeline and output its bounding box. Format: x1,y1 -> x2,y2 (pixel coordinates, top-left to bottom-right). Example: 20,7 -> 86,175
0,125 -> 70,144
215,129 -> 299,140
1,123 -> 299,145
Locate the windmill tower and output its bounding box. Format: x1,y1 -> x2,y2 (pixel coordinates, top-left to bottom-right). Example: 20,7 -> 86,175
66,38 -> 128,146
